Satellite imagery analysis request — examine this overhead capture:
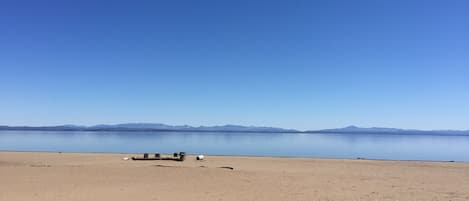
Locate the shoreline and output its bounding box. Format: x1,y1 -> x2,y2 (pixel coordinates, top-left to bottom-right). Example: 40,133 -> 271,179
0,150 -> 465,163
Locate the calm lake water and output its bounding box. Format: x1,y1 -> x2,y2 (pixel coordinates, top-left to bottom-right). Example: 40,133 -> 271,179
1,130 -> 469,162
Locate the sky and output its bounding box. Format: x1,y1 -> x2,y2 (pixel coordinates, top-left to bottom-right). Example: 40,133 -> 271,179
0,0 -> 468,130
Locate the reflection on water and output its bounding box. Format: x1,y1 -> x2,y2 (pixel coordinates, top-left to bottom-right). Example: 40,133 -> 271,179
1,131 -> 469,161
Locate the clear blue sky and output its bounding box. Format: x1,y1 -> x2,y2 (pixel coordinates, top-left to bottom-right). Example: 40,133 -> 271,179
1,0 -> 468,130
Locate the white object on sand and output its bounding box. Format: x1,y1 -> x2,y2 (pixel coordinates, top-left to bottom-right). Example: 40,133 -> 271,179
122,157 -> 130,160
196,155 -> 204,160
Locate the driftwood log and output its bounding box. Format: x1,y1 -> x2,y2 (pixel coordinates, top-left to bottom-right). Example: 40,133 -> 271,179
132,152 -> 186,161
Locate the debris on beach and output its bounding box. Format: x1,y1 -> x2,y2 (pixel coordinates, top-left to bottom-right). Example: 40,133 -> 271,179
131,152 -> 186,161
218,166 -> 234,170
196,155 -> 205,160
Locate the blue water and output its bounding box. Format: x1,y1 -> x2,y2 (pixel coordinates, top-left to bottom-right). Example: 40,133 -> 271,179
1,131 -> 469,162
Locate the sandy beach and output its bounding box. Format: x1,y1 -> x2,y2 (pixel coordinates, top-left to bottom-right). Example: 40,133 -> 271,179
1,151 -> 468,201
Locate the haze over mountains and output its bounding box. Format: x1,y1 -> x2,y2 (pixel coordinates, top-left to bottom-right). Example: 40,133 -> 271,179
1,123 -> 469,135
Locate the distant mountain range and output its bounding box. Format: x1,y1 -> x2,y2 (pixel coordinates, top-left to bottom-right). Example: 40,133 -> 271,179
305,125 -> 469,136
0,123 -> 298,133
0,124 -> 468,136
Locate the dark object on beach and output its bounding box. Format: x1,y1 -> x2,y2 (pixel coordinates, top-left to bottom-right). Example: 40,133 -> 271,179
218,166 -> 234,170
179,152 -> 186,161
154,164 -> 174,168
132,152 -> 186,161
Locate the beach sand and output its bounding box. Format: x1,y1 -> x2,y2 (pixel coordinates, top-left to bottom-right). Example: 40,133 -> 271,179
1,151 -> 468,201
